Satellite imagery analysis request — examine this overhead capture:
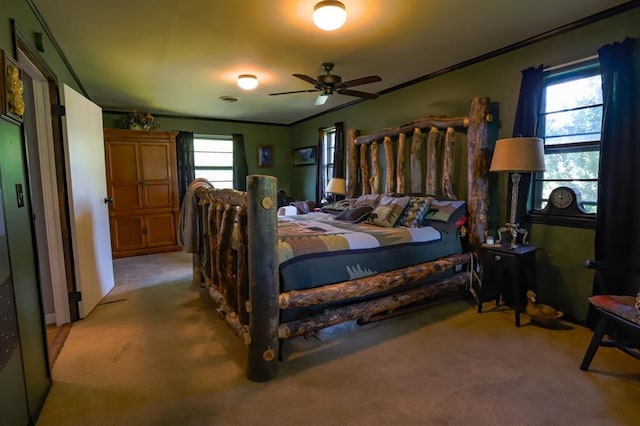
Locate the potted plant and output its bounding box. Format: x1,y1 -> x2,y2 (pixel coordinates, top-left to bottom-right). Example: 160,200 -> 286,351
122,109 -> 160,130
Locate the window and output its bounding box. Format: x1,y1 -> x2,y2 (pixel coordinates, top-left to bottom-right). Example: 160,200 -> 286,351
193,135 -> 233,189
532,62 -> 602,220
320,126 -> 336,201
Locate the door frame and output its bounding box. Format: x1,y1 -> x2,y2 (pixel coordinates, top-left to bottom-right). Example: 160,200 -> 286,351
13,21 -> 79,322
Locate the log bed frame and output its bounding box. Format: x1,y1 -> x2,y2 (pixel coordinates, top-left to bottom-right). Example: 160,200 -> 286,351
192,97 -> 491,381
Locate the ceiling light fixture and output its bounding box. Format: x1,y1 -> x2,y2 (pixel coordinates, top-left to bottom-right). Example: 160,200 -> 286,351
237,74 -> 258,90
313,1 -> 347,31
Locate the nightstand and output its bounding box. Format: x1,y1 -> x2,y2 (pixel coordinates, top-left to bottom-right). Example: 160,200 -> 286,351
478,244 -> 538,327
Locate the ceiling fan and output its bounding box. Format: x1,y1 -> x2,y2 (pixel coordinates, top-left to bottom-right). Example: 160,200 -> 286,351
269,62 -> 382,105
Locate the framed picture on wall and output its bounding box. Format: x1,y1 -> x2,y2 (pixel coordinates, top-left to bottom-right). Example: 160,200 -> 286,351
257,145 -> 274,168
292,146 -> 317,166
1,50 -> 25,123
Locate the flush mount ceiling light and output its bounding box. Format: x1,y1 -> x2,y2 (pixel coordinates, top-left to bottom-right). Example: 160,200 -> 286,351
313,1 -> 346,31
237,74 -> 258,90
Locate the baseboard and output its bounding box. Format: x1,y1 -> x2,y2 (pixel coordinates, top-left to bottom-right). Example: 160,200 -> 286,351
45,313 -> 56,325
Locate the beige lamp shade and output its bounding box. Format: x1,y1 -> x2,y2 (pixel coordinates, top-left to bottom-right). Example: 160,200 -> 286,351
326,177 -> 346,195
490,137 -> 546,172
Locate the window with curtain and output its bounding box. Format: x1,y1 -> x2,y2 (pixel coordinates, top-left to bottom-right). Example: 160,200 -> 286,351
532,62 -> 602,220
193,135 -> 233,189
319,126 -> 336,202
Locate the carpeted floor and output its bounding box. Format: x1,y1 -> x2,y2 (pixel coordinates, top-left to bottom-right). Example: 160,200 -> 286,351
37,251 -> 639,425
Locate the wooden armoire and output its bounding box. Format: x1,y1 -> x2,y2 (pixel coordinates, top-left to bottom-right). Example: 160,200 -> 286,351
104,129 -> 181,258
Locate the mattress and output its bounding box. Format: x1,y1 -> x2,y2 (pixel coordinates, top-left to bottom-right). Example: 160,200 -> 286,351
277,212 -> 462,292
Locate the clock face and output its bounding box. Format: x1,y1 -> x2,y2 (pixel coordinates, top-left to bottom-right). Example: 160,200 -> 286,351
550,187 -> 574,209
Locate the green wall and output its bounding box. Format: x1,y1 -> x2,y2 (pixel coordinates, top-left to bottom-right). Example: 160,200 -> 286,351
289,8 -> 640,322
3,1 -> 639,325
103,113 -> 292,192
2,1 -> 83,95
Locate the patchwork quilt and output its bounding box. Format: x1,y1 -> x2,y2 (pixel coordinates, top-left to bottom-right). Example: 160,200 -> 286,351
277,212 -> 461,293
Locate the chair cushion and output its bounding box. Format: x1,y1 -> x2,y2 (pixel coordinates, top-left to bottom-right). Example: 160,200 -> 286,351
589,295 -> 640,326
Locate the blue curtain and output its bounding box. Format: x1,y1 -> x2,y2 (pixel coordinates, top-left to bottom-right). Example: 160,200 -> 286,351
593,37 -> 640,297
176,131 -> 195,205
508,65 -> 544,225
232,133 -> 248,191
333,122 -> 345,178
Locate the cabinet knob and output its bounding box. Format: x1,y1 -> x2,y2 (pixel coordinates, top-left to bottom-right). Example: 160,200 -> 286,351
494,255 -> 502,261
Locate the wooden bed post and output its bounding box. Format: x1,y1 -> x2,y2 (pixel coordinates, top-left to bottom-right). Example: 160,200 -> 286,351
246,175 -> 279,382
467,97 -> 490,250
347,128 -> 359,198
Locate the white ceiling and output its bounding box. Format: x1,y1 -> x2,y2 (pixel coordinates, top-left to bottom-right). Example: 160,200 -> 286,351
33,0 -> 629,125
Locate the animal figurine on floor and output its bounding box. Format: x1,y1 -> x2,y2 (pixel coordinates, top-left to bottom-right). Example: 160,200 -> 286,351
526,290 -> 564,326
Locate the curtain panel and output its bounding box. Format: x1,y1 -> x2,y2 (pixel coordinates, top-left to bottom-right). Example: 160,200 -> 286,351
508,65 -> 544,225
175,131 -> 195,205
333,122 -> 345,179
315,127 -> 324,205
232,133 -> 248,191
593,37 -> 640,298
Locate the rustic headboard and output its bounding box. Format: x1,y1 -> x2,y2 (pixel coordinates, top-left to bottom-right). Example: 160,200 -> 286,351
345,96 -> 491,249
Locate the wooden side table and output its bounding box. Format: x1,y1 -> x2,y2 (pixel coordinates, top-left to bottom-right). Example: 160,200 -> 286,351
479,244 -> 538,327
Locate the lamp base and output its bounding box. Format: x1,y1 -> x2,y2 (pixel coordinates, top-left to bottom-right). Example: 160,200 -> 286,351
497,223 -> 529,249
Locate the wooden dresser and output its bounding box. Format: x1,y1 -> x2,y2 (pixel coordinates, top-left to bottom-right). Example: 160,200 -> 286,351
104,129 -> 181,258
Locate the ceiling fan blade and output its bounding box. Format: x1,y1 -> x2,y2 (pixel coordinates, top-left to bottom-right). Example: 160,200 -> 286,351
337,89 -> 379,99
269,89 -> 320,96
340,75 -> 382,88
314,94 -> 329,106
293,74 -> 320,86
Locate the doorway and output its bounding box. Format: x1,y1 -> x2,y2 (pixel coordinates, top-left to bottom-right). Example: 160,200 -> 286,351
18,49 -> 73,364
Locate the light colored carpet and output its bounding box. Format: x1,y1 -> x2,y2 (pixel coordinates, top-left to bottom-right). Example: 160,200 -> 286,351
37,251 -> 639,425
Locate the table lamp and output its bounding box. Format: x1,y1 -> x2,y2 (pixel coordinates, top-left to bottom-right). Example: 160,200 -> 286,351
490,137 -> 545,248
325,177 -> 346,203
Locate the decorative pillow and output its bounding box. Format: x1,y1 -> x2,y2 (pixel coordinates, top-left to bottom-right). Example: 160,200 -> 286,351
423,200 -> 466,223
335,206 -> 374,223
320,199 -> 353,214
367,195 -> 411,227
396,196 -> 435,228
635,290 -> 640,314
354,194 -> 381,208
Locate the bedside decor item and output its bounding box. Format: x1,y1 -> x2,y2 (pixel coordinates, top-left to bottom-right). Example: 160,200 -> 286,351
490,137 -> 545,248
536,186 -> 594,218
122,109 -> 160,130
526,290 -> 563,326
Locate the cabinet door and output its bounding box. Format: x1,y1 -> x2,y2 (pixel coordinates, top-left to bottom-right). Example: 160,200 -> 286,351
139,143 -> 173,209
145,213 -> 177,248
105,141 -> 142,210
110,215 -> 145,252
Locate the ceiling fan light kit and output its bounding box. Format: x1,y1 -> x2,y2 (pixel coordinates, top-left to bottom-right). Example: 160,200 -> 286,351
237,74 -> 258,90
313,1 -> 347,31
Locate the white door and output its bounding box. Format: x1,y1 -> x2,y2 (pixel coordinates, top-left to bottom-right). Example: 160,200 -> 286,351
60,84 -> 114,318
